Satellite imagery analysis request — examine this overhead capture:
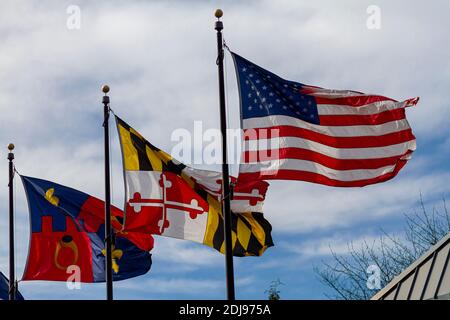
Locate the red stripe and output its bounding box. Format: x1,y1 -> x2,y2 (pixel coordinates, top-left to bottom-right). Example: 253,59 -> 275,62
244,126 -> 415,148
243,149 -> 413,170
318,108 -> 405,126
238,159 -> 408,187
313,95 -> 396,106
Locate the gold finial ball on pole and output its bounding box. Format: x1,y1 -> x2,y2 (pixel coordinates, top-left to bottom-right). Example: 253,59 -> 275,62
215,9 -> 223,19
7,143 -> 14,151
102,85 -> 110,94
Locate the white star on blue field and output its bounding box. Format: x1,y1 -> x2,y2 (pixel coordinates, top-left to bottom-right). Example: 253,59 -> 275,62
233,52 -> 320,124
0,0 -> 449,299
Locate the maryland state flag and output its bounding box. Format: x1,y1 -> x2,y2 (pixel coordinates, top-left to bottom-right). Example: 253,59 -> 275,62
116,116 -> 273,256
21,175 -> 153,282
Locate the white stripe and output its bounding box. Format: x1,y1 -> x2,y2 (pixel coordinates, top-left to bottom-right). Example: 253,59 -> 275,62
302,86 -> 372,98
244,137 -> 416,160
317,100 -> 409,116
240,159 -> 398,182
243,115 -> 411,137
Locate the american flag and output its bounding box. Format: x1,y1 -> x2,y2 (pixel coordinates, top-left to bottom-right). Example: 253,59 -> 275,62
231,52 -> 418,187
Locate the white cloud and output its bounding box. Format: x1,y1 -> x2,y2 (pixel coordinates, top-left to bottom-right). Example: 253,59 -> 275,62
263,165 -> 450,234
117,277 -> 223,294
151,237 -> 222,269
280,234 -> 383,259
18,281 -> 105,300
115,275 -> 254,295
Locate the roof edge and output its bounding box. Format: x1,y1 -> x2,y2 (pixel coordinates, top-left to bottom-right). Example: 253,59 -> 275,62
371,231 -> 450,300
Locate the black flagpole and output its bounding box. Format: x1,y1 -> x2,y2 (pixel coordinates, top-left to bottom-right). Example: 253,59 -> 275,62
7,143 -> 16,300
102,85 -> 113,300
214,9 -> 236,301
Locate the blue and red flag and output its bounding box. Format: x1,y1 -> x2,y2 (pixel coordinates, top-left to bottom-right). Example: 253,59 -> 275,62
20,175 -> 153,283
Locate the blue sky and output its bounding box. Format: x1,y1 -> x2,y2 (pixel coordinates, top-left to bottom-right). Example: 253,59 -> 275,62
0,0 -> 449,299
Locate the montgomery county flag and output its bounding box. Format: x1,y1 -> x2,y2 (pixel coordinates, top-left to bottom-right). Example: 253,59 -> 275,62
21,175 -> 153,282
232,52 -> 418,187
116,116 -> 273,256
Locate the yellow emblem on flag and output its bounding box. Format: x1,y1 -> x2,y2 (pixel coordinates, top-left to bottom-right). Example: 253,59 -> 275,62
45,188 -> 59,206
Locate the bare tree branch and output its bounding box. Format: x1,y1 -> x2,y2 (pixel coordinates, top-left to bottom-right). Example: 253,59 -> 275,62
314,197 -> 450,300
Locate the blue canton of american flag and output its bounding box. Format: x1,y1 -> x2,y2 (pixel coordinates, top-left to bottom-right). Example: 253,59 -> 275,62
233,53 -> 320,124
231,51 -> 419,187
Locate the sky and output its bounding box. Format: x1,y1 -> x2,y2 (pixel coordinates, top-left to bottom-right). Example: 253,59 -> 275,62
0,0 -> 449,300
